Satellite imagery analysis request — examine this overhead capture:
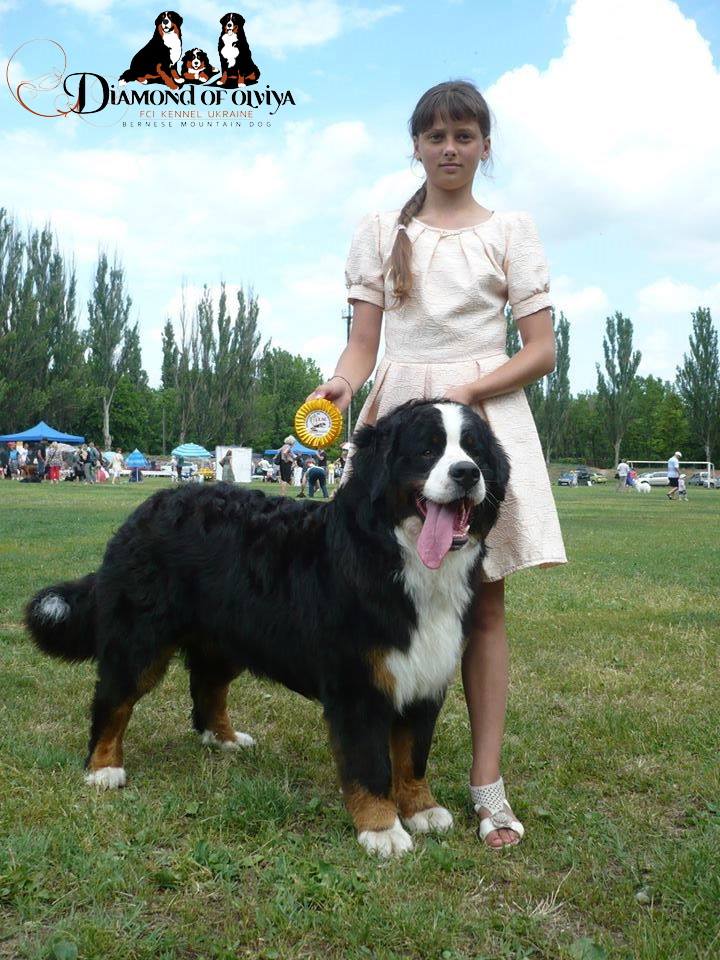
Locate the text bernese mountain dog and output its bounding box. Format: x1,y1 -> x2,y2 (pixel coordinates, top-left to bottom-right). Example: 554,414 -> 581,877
181,48 -> 216,84
119,10 -> 184,90
26,399 -> 509,858
217,12 -> 260,87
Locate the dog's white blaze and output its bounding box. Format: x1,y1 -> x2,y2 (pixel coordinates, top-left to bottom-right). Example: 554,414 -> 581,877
221,32 -> 238,67
388,525 -> 480,711
37,594 -> 70,622
423,404 -> 486,504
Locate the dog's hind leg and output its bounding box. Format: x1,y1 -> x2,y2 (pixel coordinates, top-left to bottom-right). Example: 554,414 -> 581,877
325,697 -> 413,858
391,699 -> 453,835
189,659 -> 254,750
85,645 -> 175,789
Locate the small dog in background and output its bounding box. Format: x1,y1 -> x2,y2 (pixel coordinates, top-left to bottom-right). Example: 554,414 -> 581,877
217,12 -> 260,87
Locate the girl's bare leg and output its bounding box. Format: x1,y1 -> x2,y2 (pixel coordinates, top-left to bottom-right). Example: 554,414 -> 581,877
461,577 -> 521,848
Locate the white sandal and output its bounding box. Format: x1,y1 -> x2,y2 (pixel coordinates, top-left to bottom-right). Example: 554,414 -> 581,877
469,776 -> 525,845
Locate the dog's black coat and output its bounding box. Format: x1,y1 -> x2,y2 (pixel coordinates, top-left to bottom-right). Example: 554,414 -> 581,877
26,400 -> 509,843
119,10 -> 183,86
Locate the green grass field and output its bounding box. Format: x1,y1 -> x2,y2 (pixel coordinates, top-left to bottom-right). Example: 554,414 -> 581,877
1,480 -> 718,960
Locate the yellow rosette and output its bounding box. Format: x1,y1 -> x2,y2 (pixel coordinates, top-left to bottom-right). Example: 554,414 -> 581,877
294,398 -> 343,449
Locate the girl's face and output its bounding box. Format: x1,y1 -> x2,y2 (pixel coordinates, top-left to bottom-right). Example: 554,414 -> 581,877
413,114 -> 489,191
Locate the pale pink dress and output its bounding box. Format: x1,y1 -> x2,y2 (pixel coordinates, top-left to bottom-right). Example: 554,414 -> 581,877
342,208 -> 567,582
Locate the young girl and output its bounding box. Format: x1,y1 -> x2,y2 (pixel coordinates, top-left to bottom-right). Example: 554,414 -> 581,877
308,80 -> 567,849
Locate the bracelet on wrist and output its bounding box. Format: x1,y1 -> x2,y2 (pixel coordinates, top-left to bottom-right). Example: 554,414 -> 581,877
329,374 -> 354,399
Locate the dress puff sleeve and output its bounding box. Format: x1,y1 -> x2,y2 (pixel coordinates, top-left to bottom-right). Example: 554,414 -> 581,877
504,212 -> 552,321
345,212 -> 385,309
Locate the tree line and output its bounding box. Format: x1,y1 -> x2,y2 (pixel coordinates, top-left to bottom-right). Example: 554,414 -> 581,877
1,207 -> 718,467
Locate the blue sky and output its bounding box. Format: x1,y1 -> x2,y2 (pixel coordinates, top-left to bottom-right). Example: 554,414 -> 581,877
1,0 -> 719,393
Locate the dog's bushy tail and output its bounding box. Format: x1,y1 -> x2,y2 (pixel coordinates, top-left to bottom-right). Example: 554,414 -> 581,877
25,573 -> 98,662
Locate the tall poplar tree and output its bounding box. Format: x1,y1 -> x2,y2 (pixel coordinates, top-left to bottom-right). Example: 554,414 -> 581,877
596,311 -> 641,466
85,253 -> 133,450
676,306 -> 719,463
537,310 -> 571,464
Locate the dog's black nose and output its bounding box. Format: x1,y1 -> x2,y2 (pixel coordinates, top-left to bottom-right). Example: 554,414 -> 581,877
449,461 -> 480,491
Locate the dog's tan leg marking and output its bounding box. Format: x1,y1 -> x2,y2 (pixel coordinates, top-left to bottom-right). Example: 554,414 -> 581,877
87,700 -> 133,772
367,649 -> 396,701
326,725 -> 398,831
87,648 -> 174,773
390,725 -> 437,819
201,683 -> 236,743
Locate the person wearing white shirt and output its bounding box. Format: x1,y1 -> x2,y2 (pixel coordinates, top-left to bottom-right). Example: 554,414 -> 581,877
616,459 -> 629,492
666,450 -> 682,500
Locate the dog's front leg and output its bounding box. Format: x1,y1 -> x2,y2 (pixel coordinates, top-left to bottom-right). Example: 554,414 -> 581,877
391,697 -> 454,835
324,697 -> 412,858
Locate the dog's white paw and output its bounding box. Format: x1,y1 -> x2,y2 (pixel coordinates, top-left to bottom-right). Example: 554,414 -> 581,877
200,729 -> 256,750
403,805 -> 454,834
85,766 -> 126,789
358,817 -> 413,858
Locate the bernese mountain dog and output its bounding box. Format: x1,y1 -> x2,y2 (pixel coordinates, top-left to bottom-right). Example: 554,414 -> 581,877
118,11 -> 184,89
180,48 -> 216,84
26,399 -> 509,858
217,12 -> 260,87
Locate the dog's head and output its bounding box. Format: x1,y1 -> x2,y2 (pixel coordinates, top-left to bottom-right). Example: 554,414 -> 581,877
345,399 -> 510,569
156,10 -> 183,33
182,47 -> 209,70
220,12 -> 245,33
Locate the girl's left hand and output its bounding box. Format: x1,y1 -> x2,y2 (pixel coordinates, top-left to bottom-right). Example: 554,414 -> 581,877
442,383 -> 477,406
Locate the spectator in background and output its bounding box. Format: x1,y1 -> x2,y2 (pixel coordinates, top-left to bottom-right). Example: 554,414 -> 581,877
220,449 -> 235,483
666,450 -> 682,500
305,457 -> 329,499
176,454 -> 184,482
677,474 -> 688,502
110,449 -> 123,484
0,444 -> 9,478
616,458 -> 629,492
35,446 -> 46,480
8,445 -> 19,478
46,442 -> 63,483
278,435 -> 296,496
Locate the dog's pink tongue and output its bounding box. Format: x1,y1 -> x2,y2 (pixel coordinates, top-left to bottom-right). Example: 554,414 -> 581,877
417,500 -> 457,569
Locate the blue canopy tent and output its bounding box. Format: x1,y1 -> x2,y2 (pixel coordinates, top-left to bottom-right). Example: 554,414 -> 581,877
125,449 -> 149,467
0,420 -> 84,444
265,442 -> 317,457
125,448 -> 148,483
172,443 -> 212,458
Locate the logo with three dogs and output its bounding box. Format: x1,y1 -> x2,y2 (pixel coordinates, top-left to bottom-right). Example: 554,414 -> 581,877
6,9 -> 295,118
120,10 -> 260,89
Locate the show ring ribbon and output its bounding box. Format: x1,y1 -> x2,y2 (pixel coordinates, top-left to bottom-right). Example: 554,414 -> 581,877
294,398 -> 343,449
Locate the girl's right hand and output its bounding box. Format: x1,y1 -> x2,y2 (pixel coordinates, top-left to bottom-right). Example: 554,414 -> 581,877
305,378 -> 352,413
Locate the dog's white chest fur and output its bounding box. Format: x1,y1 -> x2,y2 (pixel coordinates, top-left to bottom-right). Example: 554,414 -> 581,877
163,32 -> 181,65
221,32 -> 238,66
386,523 -> 480,712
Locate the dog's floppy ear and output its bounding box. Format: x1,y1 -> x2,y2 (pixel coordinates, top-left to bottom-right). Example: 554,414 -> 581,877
173,12 -> 183,27
351,414 -> 400,505
473,420 -> 510,539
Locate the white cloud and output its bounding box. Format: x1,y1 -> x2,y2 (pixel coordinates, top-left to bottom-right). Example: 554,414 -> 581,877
177,0 -> 402,58
484,0 -> 720,269
552,274 -> 609,324
635,278 -> 720,316
44,0 -> 115,11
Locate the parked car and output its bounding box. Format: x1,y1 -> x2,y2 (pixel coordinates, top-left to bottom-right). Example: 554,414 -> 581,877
557,471 -> 576,486
637,470 -> 687,486
688,471 -> 719,488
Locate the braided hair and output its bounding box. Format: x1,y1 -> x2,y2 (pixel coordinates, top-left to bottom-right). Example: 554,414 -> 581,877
390,81 -> 493,307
